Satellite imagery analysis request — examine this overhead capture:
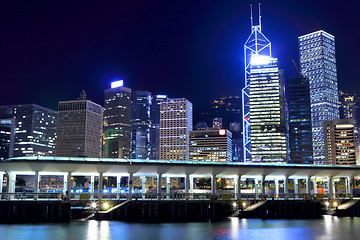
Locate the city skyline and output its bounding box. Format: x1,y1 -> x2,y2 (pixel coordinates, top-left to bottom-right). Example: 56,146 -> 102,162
0,1 -> 359,112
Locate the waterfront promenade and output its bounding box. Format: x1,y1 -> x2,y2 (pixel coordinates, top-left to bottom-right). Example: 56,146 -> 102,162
0,156 -> 359,202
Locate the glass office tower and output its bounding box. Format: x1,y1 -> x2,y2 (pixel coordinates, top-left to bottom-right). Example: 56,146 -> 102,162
287,77 -> 313,164
298,30 -> 339,164
242,5 -> 286,162
0,104 -> 57,157
103,80 -> 132,159
248,56 -> 287,162
131,91 -> 152,159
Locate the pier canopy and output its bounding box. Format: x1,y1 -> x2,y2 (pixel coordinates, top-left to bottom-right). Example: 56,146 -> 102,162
1,156 -> 360,178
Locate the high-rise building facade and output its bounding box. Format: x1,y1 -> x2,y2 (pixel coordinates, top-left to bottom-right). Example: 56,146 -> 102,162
324,118 -> 356,165
55,98 -> 103,158
103,80 -> 132,159
339,91 -> 360,140
149,95 -> 168,160
248,56 -> 287,162
243,6 -> 288,162
287,77 -> 313,164
0,104 -> 57,157
159,98 -> 192,161
131,91 -> 152,159
298,30 -> 339,164
0,119 -> 15,160
189,128 -> 232,162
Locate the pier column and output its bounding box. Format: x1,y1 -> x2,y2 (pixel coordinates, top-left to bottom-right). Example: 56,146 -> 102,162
98,172 -> 103,201
189,176 -> 194,194
117,176 -> 121,200
142,176 -> 146,200
66,172 -> 72,201
0,172 -> 3,194
275,178 -> 279,199
7,172 -> 15,200
254,178 -> 259,197
166,176 -> 170,199
90,175 -> 95,200
306,176 -> 311,197
128,173 -> 133,200
211,174 -> 216,196
284,176 -> 289,200
347,177 -> 353,199
185,174 -> 190,199
294,179 -> 299,198
235,175 -> 241,200
312,177 -> 317,195
157,173 -> 162,200
34,171 -> 39,200
328,176 -> 334,199
260,175 -> 266,196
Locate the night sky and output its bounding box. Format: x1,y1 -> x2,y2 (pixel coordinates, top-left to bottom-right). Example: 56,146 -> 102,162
1,1 -> 359,112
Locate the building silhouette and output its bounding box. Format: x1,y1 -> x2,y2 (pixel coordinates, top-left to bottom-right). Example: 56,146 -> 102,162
55,93 -> 103,158
287,77 -> 313,164
131,91 -> 152,159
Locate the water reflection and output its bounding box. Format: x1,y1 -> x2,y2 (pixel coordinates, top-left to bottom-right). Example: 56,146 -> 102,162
1,217 -> 360,240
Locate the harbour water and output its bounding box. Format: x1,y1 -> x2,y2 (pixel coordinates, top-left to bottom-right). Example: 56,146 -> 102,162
1,216 -> 359,240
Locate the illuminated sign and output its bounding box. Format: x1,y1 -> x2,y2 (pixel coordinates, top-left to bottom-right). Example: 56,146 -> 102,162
219,129 -> 226,136
250,54 -> 272,66
111,80 -> 124,89
156,95 -> 167,99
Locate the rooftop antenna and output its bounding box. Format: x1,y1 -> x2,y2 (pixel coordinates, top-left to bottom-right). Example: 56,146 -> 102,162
250,4 -> 253,30
258,3 -> 262,32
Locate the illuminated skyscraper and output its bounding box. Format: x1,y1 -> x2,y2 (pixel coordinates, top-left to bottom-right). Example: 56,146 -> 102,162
149,95 -> 168,160
0,104 -> 57,157
189,129 -> 232,162
298,30 -> 339,164
242,5 -> 287,162
0,119 -> 15,160
103,80 -> 132,159
159,98 -> 192,161
324,119 -> 356,165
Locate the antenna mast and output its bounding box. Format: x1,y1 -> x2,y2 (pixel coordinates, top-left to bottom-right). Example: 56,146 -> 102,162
250,4 -> 253,29
258,3 -> 262,31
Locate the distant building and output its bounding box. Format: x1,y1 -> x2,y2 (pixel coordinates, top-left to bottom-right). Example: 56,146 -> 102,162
131,91 -> 152,159
149,95 -> 168,160
212,117 -> 222,129
324,119 -> 356,165
159,98 -> 192,161
299,30 -> 339,164
189,128 -> 232,162
194,121 -> 208,130
0,119 -> 15,160
287,77 -> 313,164
103,80 -> 132,159
55,95 -> 103,158
0,104 -> 57,157
339,91 -> 360,140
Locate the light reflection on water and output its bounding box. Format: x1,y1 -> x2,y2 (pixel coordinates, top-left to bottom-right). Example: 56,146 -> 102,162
1,216 -> 360,240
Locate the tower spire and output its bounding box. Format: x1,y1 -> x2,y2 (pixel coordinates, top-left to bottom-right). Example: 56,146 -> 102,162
258,3 -> 262,32
250,4 -> 253,30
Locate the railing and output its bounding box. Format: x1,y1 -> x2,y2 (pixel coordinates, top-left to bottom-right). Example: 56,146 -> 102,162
0,192 -> 352,201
